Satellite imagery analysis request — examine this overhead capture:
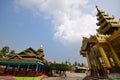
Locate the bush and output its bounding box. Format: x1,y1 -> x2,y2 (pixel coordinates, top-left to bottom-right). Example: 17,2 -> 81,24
75,69 -> 86,73
50,63 -> 70,71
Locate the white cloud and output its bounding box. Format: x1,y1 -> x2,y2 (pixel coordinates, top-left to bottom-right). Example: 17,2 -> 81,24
15,0 -> 98,44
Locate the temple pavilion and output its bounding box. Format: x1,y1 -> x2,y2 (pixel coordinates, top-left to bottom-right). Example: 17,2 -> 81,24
7,44 -> 47,63
0,44 -> 51,76
80,6 -> 120,77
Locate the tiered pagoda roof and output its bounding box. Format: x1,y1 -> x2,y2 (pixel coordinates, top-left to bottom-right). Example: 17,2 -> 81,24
6,44 -> 47,64
80,6 -> 120,57
96,6 -> 120,35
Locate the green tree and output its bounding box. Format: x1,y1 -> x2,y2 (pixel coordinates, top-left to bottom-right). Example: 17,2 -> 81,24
49,63 -> 57,70
80,63 -> 85,67
65,60 -> 68,64
0,46 -> 9,58
78,63 -> 81,66
74,61 -> 78,66
68,62 -> 71,66
50,63 -> 70,71
60,63 -> 70,71
0,51 -> 3,58
10,50 -> 15,54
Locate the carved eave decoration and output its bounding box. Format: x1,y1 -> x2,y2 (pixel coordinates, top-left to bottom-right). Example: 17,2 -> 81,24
96,10 -> 104,16
107,28 -> 120,41
80,51 -> 86,57
8,54 -> 23,60
80,35 -> 97,56
96,33 -> 110,43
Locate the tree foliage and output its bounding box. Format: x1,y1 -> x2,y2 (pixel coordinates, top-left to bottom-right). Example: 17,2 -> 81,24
0,46 -> 9,58
10,50 -> 15,54
50,63 -> 70,71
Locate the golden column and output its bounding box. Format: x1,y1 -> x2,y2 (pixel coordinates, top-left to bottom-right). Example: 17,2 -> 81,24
86,51 -> 92,69
98,44 -> 111,68
94,52 -> 101,70
107,42 -> 120,67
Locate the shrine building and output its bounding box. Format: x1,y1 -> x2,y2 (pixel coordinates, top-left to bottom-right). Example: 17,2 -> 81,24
80,6 -> 120,77
0,44 -> 51,76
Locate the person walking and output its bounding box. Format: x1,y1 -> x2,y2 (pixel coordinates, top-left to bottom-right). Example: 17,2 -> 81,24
85,69 -> 91,76
64,71 -> 66,77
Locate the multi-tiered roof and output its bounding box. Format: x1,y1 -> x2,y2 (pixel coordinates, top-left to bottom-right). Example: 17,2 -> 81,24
96,6 -> 120,35
6,44 -> 47,64
80,6 -> 120,56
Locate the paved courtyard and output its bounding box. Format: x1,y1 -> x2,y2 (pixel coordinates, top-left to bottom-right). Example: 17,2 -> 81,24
42,72 -> 86,80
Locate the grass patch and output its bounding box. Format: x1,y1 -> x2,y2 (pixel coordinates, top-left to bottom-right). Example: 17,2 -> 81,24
14,76 -> 43,80
0,76 -> 43,80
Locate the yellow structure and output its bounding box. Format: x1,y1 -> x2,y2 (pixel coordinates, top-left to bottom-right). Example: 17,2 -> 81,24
80,6 -> 120,76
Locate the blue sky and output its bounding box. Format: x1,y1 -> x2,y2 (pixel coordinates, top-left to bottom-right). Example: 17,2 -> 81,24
0,0 -> 120,65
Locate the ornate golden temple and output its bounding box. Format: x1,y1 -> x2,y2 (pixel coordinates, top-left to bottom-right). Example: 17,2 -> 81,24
80,6 -> 120,77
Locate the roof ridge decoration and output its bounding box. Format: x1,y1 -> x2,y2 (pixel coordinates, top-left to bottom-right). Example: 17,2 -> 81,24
96,5 -> 99,12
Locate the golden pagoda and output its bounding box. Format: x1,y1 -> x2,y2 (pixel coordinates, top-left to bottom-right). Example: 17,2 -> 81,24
80,6 -> 120,77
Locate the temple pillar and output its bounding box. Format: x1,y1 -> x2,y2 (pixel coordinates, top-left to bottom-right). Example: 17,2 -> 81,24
107,42 -> 120,67
36,64 -> 38,71
17,65 -> 20,71
27,65 -> 30,71
94,53 -> 100,70
98,44 -> 111,69
86,51 -> 92,70
5,65 -> 9,71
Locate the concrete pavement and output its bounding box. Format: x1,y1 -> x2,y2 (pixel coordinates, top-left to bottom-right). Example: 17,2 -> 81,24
42,72 -> 86,80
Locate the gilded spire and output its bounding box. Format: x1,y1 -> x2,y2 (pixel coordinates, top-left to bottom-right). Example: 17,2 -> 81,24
96,6 -> 120,35
96,5 -> 100,12
40,43 -> 43,50
37,43 -> 44,52
37,43 -> 44,55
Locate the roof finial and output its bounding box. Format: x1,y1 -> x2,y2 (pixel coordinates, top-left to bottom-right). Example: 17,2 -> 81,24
96,5 -> 99,12
40,43 -> 43,49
